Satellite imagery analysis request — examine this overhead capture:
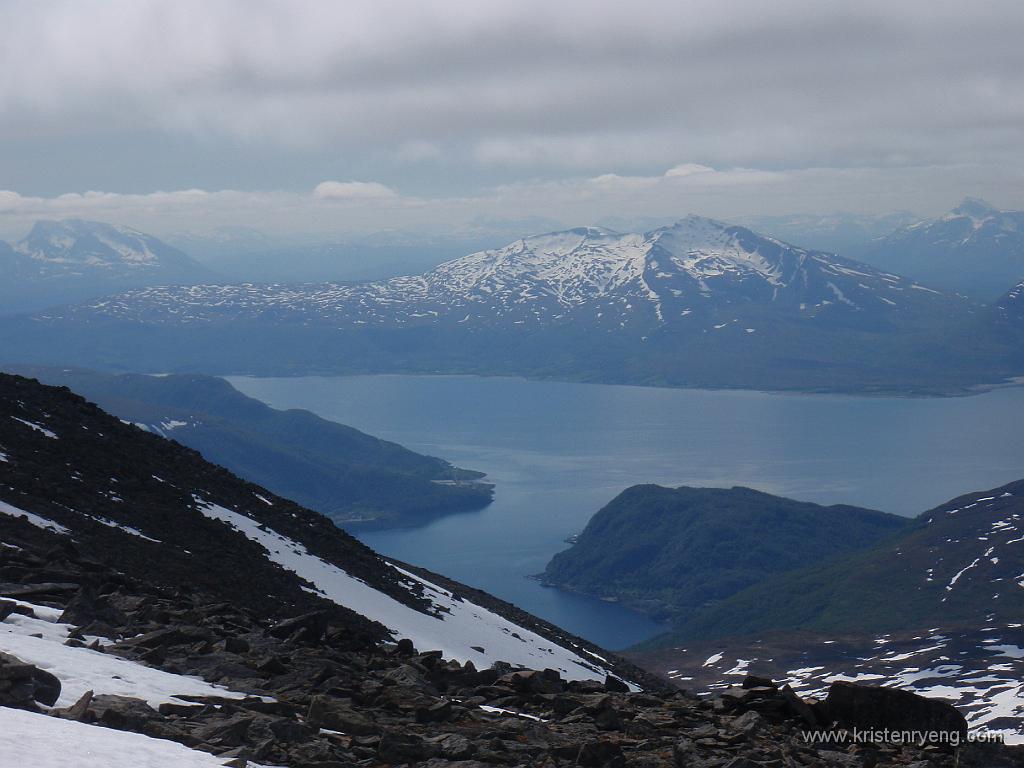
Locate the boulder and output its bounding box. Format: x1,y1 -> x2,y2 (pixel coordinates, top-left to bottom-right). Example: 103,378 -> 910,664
824,682 -> 967,742
378,729 -> 438,763
89,694 -> 161,731
306,695 -> 381,735
268,611 -> 328,643
0,651 -> 61,709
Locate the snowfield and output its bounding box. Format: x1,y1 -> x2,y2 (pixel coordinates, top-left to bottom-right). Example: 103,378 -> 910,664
0,599 -> 251,708
0,707 -> 238,768
197,500 -> 627,683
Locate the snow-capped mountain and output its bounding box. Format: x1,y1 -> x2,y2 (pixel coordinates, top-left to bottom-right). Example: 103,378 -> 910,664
0,220 -> 213,314
55,215 -> 958,332
861,198 -> 1024,300
3,215 -> 997,393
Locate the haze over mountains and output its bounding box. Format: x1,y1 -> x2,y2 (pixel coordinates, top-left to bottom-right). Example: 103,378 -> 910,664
859,199 -> 1024,300
4,211 -> 1022,393
0,219 -> 214,315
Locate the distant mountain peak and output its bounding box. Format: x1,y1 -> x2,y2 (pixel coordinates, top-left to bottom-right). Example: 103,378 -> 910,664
13,218 -> 208,275
950,197 -> 999,219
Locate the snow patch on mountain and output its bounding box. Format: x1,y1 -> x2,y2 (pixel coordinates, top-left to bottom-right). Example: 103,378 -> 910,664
196,499 -> 623,682
57,215 -> 952,336
0,599 -> 249,707
0,707 -> 239,768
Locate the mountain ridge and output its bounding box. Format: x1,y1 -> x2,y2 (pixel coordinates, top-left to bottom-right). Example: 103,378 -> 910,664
859,198 -> 1024,300
4,214 -> 1014,395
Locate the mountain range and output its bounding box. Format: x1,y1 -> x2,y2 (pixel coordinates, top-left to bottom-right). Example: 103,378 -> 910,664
859,199 -> 1024,300
0,219 -> 214,314
4,214 -> 1020,394
1,367 -> 492,529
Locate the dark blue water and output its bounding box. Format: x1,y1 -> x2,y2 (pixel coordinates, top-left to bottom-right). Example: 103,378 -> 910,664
229,375 -> 1024,649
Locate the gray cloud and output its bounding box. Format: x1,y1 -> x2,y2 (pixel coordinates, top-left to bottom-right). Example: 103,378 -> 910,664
1,0 -> 1023,230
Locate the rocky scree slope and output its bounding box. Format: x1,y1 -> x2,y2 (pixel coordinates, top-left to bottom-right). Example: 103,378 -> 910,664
2,511 -> 1019,766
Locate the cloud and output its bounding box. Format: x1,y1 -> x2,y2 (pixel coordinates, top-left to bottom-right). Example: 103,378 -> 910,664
1,0 -> 1023,184
313,181 -> 397,200
2,165 -> 1024,244
664,164 -> 714,179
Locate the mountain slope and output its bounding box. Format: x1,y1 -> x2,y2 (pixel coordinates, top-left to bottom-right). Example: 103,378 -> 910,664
860,198 -> 1024,300
2,216 -> 1007,394
3,367 -> 492,529
541,485 -> 909,624
658,479 -> 1024,642
0,372 -> 639,683
0,219 -> 214,314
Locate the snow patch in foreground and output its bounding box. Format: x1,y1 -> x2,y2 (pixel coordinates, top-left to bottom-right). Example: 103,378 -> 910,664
198,500 -> 619,682
0,600 -> 250,707
0,707 -> 234,768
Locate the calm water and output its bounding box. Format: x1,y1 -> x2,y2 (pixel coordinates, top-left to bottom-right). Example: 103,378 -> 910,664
230,375 -> 1024,649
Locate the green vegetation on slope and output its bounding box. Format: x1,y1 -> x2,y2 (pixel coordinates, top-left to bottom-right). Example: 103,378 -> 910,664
647,479 -> 1024,646
541,484 -> 909,624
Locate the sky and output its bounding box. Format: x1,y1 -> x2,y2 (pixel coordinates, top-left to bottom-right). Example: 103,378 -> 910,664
1,0 -> 1023,239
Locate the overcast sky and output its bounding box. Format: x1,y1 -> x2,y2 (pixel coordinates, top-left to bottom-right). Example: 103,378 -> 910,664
1,0 -> 1023,239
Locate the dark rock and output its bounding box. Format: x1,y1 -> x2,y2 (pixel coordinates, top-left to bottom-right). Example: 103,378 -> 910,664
416,699 -> 454,723
604,674 -> 630,693
256,656 -> 288,675
378,729 -> 437,763
0,600 -> 18,622
395,637 -> 416,656
89,694 -> 161,731
0,651 -> 61,708
31,665 -> 61,706
307,695 -> 381,735
0,652 -> 41,710
221,637 -> 250,655
59,587 -> 129,628
193,714 -> 256,747
575,738 -> 626,767
824,682 -> 968,743
741,674 -> 775,689
268,611 -> 328,643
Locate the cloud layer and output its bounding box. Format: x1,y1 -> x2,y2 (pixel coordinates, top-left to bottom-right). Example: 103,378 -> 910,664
1,0 -> 1022,231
